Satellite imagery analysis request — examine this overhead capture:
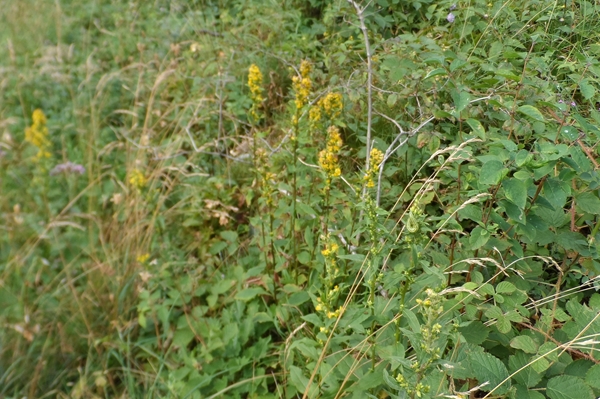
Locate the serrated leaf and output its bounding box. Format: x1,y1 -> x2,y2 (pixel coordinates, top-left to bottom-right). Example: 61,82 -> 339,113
503,178 -> 528,210
576,192 -> 600,214
546,375 -> 594,399
466,118 -> 486,139
496,315 -> 512,333
515,385 -> 546,399
543,178 -> 570,210
509,351 -> 543,387
518,105 -> 545,122
579,79 -> 596,100
469,351 -> 511,394
459,321 -> 489,344
496,281 -> 517,294
585,363 -> 600,388
531,356 -> 550,373
479,160 -> 506,185
510,335 -> 539,353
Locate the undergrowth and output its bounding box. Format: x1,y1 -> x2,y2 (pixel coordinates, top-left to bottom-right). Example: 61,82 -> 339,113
2,0 -> 600,398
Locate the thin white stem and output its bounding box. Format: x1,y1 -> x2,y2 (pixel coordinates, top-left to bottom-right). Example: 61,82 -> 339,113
348,0 -> 374,187
374,112 -> 435,205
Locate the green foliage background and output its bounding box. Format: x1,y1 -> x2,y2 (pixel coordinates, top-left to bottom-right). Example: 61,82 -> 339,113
2,0 -> 600,398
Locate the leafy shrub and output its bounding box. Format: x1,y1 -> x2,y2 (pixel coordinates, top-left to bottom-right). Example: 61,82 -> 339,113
2,0 -> 600,398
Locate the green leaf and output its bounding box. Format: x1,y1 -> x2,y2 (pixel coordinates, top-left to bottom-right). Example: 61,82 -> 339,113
576,192 -> 600,214
469,351 -> 511,394
515,150 -> 531,167
561,126 -> 579,141
458,321 -> 489,345
387,93 -> 398,107
479,160 -> 506,185
514,385 -> 546,399
288,291 -> 310,306
496,281 -> 516,294
546,375 -> 594,399
235,287 -> 267,301
585,363 -> 600,388
289,366 -> 318,398
543,178 -> 570,210
496,315 -> 511,333
580,79 -> 596,100
509,351 -> 542,387
510,335 -> 538,353
452,89 -> 470,114
469,226 -> 490,250
531,356 -> 550,373
173,325 -> 195,347
503,178 -> 528,210
518,105 -> 545,122
466,118 -> 486,139
501,199 -> 526,224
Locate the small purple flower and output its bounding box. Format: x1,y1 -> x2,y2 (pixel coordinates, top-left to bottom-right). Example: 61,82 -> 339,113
570,101 -> 576,107
449,3 -> 457,11
447,12 -> 455,23
558,99 -> 564,103
50,161 -> 86,176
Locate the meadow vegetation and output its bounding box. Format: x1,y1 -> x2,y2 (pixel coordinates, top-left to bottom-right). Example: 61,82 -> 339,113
2,0 -> 600,398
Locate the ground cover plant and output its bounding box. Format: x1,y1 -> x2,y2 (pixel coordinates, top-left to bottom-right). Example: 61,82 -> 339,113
2,0 -> 600,398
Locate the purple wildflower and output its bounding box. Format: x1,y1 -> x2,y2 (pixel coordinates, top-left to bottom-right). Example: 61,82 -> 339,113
570,101 -> 576,107
449,3 -> 457,11
447,13 -> 455,23
558,99 -> 564,103
50,161 -> 86,176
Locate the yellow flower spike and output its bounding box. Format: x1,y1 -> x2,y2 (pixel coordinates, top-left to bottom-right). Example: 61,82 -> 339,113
248,64 -> 264,103
300,60 -> 312,78
309,106 -> 322,123
248,64 -> 264,120
24,109 -> 51,160
321,93 -> 343,119
292,61 -> 312,110
32,109 -> 47,126
364,147 -> 384,189
370,148 -> 384,170
319,126 -> 343,182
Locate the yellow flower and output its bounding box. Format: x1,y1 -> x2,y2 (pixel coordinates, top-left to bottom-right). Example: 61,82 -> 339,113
364,148 -> 384,188
309,106 -> 322,123
320,93 -> 343,119
318,126 -> 343,180
25,109 -> 51,159
292,61 -> 312,110
326,306 -> 342,319
248,64 -> 264,119
129,169 -> 147,189
248,64 -> 263,102
136,253 -> 150,263
370,147 -> 384,170
300,60 -> 312,78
